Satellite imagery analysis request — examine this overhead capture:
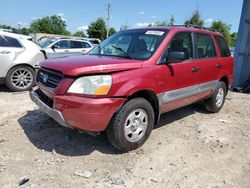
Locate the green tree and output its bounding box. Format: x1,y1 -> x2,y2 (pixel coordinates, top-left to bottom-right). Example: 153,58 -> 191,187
184,9 -> 204,26
0,24 -> 30,35
73,31 -> 87,38
30,15 -> 69,35
230,32 -> 238,47
210,20 -> 231,45
0,24 -> 12,30
120,24 -> 128,31
20,28 -> 30,35
169,15 -> 175,26
109,27 -> 116,36
153,21 -> 167,26
87,18 -> 107,40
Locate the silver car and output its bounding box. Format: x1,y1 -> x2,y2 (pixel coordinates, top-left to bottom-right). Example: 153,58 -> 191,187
40,38 -> 93,59
0,31 -> 46,91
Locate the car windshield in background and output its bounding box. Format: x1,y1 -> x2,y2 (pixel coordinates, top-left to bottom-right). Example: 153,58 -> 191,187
39,38 -> 56,48
89,29 -> 168,60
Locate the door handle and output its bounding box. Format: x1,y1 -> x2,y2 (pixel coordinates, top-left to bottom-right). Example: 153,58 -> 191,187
0,51 -> 11,54
192,67 -> 200,73
64,50 -> 69,52
216,63 -> 222,68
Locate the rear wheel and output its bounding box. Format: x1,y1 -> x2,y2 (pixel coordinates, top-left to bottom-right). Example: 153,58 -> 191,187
6,66 -> 35,92
205,81 -> 227,113
107,98 -> 154,152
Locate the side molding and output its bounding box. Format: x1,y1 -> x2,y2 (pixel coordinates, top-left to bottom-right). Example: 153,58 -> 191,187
157,80 -> 218,105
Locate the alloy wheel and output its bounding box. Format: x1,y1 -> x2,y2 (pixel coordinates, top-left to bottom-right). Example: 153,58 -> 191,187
10,68 -> 33,90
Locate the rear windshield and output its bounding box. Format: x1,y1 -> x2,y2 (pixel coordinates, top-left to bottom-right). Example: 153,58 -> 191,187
89,29 -> 168,60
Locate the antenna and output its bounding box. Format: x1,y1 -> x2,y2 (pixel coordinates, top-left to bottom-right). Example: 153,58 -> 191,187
105,3 -> 111,38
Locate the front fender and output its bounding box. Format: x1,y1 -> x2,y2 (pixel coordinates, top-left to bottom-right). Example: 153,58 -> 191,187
114,78 -> 158,97
108,67 -> 162,97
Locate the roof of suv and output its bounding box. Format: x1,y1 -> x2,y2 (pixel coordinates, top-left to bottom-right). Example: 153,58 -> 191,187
170,25 -> 223,35
127,25 -> 223,36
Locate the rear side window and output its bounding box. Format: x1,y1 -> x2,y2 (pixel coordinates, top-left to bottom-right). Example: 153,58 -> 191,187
71,41 -> 83,48
168,32 -> 193,60
215,36 -> 231,57
4,36 -> 22,48
0,36 -> 9,47
195,33 -> 216,58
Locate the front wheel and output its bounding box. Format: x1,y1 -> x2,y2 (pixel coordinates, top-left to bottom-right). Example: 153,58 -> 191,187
205,81 -> 227,113
106,98 -> 154,152
5,66 -> 35,92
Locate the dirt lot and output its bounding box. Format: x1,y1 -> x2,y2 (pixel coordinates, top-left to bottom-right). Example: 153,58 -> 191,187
0,87 -> 249,188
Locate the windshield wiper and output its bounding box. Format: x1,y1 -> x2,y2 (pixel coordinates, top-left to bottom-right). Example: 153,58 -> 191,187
111,45 -> 132,59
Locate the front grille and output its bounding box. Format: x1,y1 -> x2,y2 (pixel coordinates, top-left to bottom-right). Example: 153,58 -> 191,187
35,89 -> 53,108
37,68 -> 63,89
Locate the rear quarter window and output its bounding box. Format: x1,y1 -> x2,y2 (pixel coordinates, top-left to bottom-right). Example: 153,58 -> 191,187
215,36 -> 231,57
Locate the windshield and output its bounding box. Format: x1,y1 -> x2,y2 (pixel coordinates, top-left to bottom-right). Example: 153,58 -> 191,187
89,29 -> 168,60
39,38 -> 56,48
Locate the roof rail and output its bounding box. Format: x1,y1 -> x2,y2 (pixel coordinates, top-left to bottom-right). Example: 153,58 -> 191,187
59,37 -> 71,39
171,24 -> 217,32
188,25 -> 217,32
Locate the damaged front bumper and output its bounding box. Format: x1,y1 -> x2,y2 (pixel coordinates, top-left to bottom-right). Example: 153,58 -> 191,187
29,90 -> 71,128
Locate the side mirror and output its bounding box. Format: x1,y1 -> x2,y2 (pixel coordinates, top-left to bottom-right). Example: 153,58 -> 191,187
167,51 -> 186,63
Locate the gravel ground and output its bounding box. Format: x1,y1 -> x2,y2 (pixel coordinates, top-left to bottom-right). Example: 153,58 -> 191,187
0,86 -> 249,188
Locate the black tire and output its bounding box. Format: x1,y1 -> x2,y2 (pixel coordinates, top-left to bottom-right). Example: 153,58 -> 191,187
6,65 -> 35,92
106,97 -> 154,152
205,81 -> 227,113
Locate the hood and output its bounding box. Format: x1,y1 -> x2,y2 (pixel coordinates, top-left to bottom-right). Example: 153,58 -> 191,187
39,55 -> 143,76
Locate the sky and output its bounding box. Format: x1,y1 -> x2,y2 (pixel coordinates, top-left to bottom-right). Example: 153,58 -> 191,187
0,0 -> 243,34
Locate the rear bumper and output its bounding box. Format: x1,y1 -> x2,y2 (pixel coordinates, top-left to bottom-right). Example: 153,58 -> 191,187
30,89 -> 126,132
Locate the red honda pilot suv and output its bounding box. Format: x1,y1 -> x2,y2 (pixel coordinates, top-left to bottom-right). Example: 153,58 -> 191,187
30,26 -> 234,151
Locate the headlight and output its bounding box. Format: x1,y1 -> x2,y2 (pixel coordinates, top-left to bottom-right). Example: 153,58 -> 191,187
67,75 -> 112,95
